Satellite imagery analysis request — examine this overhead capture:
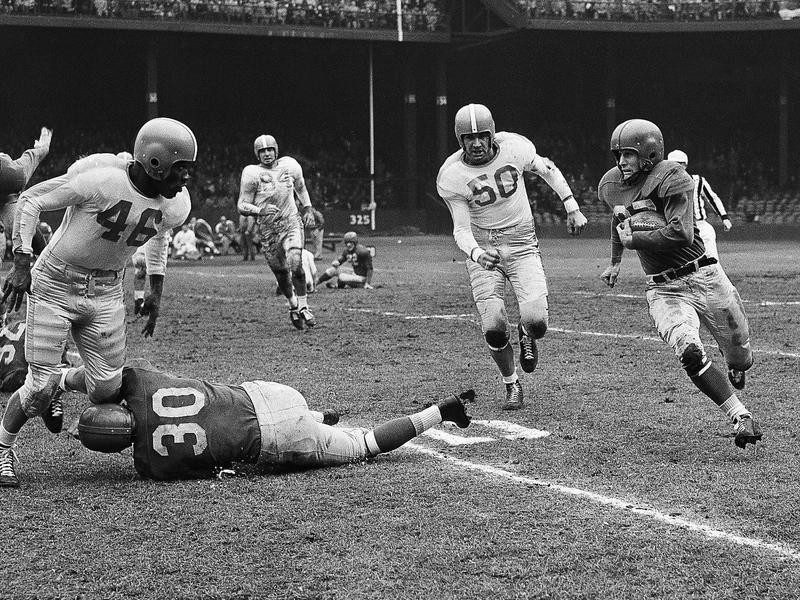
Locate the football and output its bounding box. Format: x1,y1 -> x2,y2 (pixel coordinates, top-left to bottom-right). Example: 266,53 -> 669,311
628,210 -> 667,231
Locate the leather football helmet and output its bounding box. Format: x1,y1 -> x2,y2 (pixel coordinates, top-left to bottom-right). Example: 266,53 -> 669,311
667,149 -> 688,165
610,119 -> 664,171
454,104 -> 495,149
254,134 -> 279,159
78,403 -> 135,453
134,118 -> 197,181
343,231 -> 358,245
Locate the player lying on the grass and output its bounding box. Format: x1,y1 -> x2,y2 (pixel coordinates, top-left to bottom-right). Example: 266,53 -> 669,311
598,119 -> 761,450
315,231 -> 374,289
62,359 -> 473,481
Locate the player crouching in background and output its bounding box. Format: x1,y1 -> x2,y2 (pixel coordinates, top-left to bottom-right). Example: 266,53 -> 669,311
315,231 -> 374,289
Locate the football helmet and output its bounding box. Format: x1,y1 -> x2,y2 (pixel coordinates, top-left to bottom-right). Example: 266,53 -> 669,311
134,118 -> 197,181
610,119 -> 664,171
343,231 -> 358,245
254,134 -> 279,159
78,403 -> 135,453
667,149 -> 688,165
454,104 -> 495,149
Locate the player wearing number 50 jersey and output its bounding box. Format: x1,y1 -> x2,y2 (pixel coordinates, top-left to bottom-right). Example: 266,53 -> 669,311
0,118 -> 197,489
436,104 -> 588,412
67,359 -> 474,481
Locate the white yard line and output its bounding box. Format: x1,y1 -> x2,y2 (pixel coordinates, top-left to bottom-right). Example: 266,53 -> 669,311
423,429 -> 496,445
405,442 -> 800,562
342,308 -> 800,360
473,419 -> 551,439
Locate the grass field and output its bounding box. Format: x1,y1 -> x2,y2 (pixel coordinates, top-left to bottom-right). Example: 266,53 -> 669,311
2,230 -> 799,600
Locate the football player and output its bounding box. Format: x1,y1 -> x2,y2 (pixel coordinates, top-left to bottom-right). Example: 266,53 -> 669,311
436,104 -> 588,411
666,149 -> 732,261
599,119 -> 761,450
237,134 -> 318,330
68,359 -> 473,481
0,118 -> 197,488
315,231 -> 374,289
0,127 -> 53,268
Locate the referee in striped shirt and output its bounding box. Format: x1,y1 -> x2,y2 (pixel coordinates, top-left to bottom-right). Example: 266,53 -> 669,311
667,149 -> 733,260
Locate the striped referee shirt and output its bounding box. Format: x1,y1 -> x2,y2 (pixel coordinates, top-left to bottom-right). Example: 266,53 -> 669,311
690,173 -> 729,222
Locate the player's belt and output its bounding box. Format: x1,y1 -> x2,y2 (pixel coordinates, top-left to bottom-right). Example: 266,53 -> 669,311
648,256 -> 717,284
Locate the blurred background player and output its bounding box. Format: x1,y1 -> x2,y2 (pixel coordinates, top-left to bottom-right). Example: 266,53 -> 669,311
68,359 -> 473,481
0,127 -> 53,267
190,216 -> 220,258
172,222 -> 201,260
599,119 -> 760,450
215,215 -> 240,256
237,134 -> 318,330
131,245 -> 148,315
0,117 -> 197,488
436,103 -> 588,411
304,206 -> 325,260
238,214 -> 257,261
666,149 -> 733,261
315,231 -> 374,289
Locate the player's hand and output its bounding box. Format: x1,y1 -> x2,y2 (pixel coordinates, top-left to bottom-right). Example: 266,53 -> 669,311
34,127 -> 53,154
722,217 -> 733,232
616,219 -> 634,249
476,247 -> 502,271
1,252 -> 33,312
566,209 -> 588,236
601,263 -> 621,288
139,294 -> 160,337
301,206 -> 315,229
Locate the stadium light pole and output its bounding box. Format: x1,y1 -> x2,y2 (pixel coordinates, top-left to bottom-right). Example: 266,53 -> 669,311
369,44 -> 376,231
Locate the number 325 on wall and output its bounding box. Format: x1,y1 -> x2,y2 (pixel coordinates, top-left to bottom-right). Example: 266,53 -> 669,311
349,213 -> 371,226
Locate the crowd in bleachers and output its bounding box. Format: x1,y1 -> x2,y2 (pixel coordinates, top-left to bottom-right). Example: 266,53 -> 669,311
0,0 -> 446,30
517,0 -> 797,21
3,123 -> 798,226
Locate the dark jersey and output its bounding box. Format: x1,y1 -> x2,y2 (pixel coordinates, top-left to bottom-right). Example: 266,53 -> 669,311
598,160 -> 704,275
336,243 -> 373,277
0,320 -> 28,391
121,365 -> 262,480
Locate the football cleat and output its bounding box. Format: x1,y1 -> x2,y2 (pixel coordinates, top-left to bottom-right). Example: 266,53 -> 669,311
0,446 -> 19,488
518,323 -> 538,373
728,368 -> 746,390
289,308 -> 304,330
733,415 -> 762,449
322,410 -> 339,426
437,390 -> 474,428
299,306 -> 316,328
502,381 -> 524,411
37,373 -> 65,434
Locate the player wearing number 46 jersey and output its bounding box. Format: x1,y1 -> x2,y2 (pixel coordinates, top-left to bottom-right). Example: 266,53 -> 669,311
0,118 -> 197,488
62,359 -> 474,481
436,104 -> 588,411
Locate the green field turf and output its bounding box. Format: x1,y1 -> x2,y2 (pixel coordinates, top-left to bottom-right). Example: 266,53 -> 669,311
2,232 -> 799,599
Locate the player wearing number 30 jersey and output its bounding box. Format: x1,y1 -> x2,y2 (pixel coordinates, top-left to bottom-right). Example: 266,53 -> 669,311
437,104 -> 588,412
70,359 -> 474,481
0,118 -> 197,489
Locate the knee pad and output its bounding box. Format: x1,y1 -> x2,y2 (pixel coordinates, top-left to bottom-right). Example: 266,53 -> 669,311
519,298 -> 548,339
681,343 -> 709,377
484,330 -> 510,352
521,319 -> 547,340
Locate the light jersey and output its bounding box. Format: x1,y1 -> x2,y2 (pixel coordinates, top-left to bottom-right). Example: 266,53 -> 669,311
436,131 -> 538,231
122,365 -> 262,480
239,156 -> 303,220
17,154 -> 190,272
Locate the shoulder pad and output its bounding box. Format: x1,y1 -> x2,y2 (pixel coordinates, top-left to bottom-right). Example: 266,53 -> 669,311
641,160 -> 693,198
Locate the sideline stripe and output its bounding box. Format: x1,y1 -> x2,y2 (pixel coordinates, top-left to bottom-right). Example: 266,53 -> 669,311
405,442 -> 800,561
